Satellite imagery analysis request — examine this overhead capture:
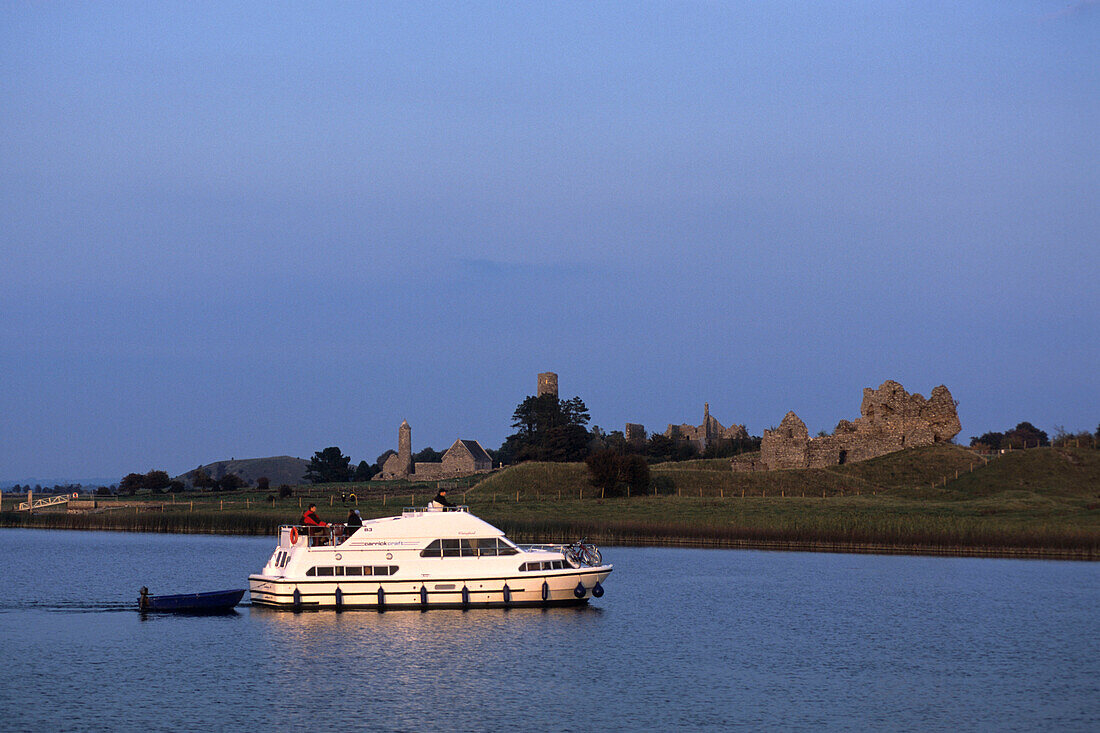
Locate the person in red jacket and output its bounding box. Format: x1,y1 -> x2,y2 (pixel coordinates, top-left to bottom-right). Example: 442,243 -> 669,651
301,504 -> 328,545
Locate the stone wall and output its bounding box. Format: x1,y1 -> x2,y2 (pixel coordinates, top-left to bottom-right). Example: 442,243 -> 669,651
625,423 -> 646,447
665,402 -> 749,452
538,372 -> 559,399
753,380 -> 961,471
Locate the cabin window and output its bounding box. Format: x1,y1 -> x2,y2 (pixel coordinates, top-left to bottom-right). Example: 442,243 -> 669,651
460,539 -> 478,557
420,539 -> 442,558
334,567 -> 344,576
442,539 -> 461,557
498,539 -> 518,556
344,566 -> 363,576
316,567 -> 335,577
306,567 -> 315,576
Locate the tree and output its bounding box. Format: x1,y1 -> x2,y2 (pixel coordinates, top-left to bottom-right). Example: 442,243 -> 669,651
145,470 -> 171,493
1004,422 -> 1049,449
168,480 -> 186,493
305,447 -> 352,484
586,450 -> 621,497
119,473 -> 145,495
192,469 -> 215,490
95,486 -> 113,496
412,446 -> 442,463
585,451 -> 650,497
353,461 -> 376,482
621,454 -> 650,496
256,476 -> 270,491
969,432 -> 1004,451
218,473 -> 244,491
277,484 -> 293,498
503,394 -> 593,462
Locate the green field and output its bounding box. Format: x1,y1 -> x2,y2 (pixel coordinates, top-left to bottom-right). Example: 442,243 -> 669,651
3,445 -> 1098,559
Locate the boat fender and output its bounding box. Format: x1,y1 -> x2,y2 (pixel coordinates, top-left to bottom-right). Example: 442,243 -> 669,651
592,582 -> 604,598
542,581 -> 550,602
420,585 -> 428,607
376,586 -> 385,610
335,587 -> 343,610
461,585 -> 470,607
574,582 -> 586,598
502,584 -> 512,604
292,588 -> 301,609
290,527 -> 298,545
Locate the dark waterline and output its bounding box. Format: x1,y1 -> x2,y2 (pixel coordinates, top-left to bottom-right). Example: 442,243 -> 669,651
0,528 -> 1096,731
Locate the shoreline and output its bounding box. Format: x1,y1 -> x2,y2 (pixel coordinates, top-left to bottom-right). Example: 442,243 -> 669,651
2,514 -> 1094,561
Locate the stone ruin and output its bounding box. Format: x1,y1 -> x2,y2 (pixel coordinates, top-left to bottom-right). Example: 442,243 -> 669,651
732,380 -> 961,472
375,420 -> 493,481
664,402 -> 749,453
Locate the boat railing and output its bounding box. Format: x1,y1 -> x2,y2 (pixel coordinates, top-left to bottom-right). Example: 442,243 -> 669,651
280,523 -> 353,548
520,541 -> 604,567
402,505 -> 470,516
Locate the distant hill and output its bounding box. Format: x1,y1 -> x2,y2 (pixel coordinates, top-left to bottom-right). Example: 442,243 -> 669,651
176,456 -> 310,487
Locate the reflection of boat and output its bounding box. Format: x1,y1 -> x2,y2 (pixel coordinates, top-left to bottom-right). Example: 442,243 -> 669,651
138,587 -> 245,612
249,506 -> 612,610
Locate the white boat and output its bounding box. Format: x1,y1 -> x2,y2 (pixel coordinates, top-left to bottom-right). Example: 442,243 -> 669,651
248,506 -> 612,609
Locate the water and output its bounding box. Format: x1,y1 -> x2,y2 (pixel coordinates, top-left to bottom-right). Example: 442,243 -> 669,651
0,529 -> 1096,731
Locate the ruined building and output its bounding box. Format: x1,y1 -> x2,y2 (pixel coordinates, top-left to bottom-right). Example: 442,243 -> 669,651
538,372 -> 559,399
732,380 -> 961,472
376,420 -> 493,481
664,403 -> 749,453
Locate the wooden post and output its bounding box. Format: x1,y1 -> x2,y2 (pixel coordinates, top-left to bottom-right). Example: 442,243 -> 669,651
246,498 -> 249,509
516,490 -> 520,502
190,501 -> 193,512
330,495 -> 333,506
720,489 -> 723,498
383,494 -> 387,506
220,500 -> 223,510
299,497 -> 302,508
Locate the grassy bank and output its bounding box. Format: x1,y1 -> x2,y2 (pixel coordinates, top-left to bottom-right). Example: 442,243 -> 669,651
3,445 -> 1097,559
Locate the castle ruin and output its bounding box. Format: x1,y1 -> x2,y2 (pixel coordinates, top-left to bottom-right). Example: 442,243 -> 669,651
732,380 -> 961,472
664,403 -> 749,453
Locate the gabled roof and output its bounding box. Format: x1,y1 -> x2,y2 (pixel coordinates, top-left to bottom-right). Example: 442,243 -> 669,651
459,440 -> 492,463
444,439 -> 492,463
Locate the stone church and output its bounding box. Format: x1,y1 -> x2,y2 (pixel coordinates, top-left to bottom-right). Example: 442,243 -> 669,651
375,420 -> 493,481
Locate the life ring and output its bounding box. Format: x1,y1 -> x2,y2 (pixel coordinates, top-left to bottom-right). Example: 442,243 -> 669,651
290,527 -> 299,545
72,492 -> 79,499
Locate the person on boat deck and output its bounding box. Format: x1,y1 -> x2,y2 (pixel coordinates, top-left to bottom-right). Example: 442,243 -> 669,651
429,488 -> 456,510
302,504 -> 327,527
302,503 -> 328,545
346,508 -> 362,531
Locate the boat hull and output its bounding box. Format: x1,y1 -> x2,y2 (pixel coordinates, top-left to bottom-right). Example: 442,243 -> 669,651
248,567 -> 611,610
141,589 -> 246,612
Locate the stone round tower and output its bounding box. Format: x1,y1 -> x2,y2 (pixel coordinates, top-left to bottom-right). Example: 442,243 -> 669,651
398,419 -> 413,474
537,372 -> 559,399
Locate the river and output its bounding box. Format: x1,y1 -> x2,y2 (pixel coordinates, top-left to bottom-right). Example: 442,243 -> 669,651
0,529 -> 1096,731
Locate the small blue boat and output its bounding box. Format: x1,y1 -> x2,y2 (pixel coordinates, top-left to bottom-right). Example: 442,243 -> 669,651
139,587 -> 246,612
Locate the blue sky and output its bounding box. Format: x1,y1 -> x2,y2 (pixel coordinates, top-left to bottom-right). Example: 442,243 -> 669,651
2,1 -> 1097,480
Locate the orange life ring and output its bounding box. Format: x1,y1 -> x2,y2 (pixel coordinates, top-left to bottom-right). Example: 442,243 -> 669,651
290,527 -> 299,545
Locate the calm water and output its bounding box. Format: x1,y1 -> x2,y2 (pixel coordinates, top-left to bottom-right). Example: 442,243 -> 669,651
0,529 -> 1096,732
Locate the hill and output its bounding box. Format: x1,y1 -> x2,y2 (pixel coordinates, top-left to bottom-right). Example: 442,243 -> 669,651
175,456 -> 309,487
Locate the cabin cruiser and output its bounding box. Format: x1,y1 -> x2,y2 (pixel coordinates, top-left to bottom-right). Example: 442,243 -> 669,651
249,506 -> 612,609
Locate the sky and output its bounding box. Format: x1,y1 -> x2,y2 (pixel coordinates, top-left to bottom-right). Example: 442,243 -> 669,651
1,1 -> 1097,482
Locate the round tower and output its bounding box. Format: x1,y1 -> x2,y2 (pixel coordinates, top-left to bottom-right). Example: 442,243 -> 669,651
398,419 -> 413,474
537,372 -> 559,399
